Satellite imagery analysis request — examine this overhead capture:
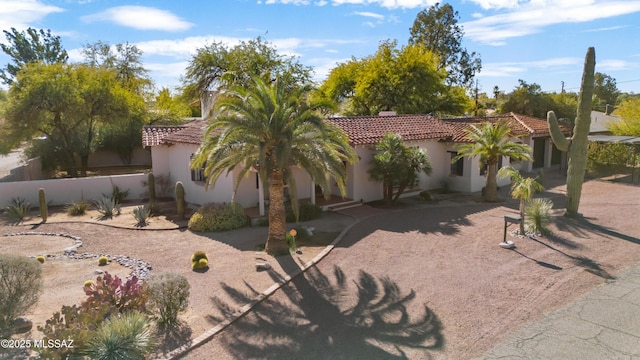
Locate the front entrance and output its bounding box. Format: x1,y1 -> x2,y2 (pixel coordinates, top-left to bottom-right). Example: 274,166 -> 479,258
533,138 -> 546,168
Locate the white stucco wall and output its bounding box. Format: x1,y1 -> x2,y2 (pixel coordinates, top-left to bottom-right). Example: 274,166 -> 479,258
0,173 -> 147,206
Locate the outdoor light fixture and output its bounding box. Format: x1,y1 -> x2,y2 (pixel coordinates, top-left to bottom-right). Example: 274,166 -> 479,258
500,214 -> 521,249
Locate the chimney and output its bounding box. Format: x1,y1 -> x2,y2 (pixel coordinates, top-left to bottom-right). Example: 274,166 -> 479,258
378,111 -> 397,116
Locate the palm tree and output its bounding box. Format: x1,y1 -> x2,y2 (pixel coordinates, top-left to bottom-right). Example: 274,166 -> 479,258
192,76 -> 357,255
454,121 -> 533,202
498,166 -> 544,234
368,133 -> 432,206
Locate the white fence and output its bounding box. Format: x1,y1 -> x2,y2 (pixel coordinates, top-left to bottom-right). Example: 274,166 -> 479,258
0,173 -> 147,207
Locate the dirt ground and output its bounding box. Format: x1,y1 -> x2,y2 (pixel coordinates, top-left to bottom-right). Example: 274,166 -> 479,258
1,174 -> 639,359
0,202 -> 352,357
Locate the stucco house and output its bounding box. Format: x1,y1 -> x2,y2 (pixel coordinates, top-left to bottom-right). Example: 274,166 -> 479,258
142,112 -> 566,214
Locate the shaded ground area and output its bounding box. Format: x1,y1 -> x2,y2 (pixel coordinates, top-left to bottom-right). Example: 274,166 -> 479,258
185,174 -> 640,359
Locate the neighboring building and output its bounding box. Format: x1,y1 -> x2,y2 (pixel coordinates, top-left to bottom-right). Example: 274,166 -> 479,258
590,110 -> 621,135
142,112 -> 568,212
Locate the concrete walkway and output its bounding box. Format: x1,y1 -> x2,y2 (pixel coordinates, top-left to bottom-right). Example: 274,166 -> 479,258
479,262 -> 640,359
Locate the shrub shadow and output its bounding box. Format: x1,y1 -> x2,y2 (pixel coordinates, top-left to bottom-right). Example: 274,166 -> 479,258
205,259 -> 444,359
154,320 -> 193,356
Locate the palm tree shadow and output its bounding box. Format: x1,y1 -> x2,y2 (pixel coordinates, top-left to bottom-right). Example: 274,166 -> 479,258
206,256 -> 444,359
555,216 -> 640,245
528,235 -> 615,280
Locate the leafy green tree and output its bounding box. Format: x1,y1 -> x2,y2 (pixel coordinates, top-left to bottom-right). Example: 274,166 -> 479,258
409,2 -> 481,88
498,166 -> 544,234
593,72 -> 620,111
192,76 -> 357,255
82,41 -> 153,97
317,40 -> 471,116
2,62 -> 139,175
609,96 -> 640,136
0,27 -> 68,85
368,133 -> 432,206
82,41 -> 152,164
151,88 -> 192,124
454,121 -> 533,202
498,80 -> 555,118
182,37 -> 312,103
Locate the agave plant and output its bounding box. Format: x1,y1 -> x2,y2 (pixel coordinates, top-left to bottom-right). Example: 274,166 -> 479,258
4,197 -> 31,224
83,311 -> 154,360
132,205 -> 151,226
525,198 -> 553,235
95,197 -> 121,218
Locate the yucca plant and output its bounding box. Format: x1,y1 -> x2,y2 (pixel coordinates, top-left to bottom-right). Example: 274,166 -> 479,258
83,311 -> 154,360
66,200 -> 92,216
95,197 -> 121,218
4,197 -> 31,224
132,205 -> 151,226
525,198 -> 553,235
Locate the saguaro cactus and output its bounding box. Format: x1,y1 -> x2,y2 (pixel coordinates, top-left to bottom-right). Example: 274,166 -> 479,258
175,181 -> 185,218
547,47 -> 595,217
38,188 -> 47,222
148,173 -> 156,203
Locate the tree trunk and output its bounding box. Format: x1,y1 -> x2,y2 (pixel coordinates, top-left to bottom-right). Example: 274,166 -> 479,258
485,160 -> 498,202
265,168 -> 290,256
80,155 -> 89,177
519,199 -> 526,235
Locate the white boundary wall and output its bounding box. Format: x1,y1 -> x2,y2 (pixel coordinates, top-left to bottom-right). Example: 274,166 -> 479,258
0,173 -> 147,207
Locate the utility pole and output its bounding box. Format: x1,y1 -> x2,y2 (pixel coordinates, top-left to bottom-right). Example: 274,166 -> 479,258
561,81 -> 565,93
474,79 -> 479,117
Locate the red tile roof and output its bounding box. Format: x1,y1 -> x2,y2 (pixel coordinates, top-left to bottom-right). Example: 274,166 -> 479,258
142,125 -> 187,146
142,113 -> 569,147
325,114 -> 454,145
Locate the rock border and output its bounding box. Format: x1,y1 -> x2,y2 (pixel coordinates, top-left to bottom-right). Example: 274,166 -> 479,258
1,231 -> 152,280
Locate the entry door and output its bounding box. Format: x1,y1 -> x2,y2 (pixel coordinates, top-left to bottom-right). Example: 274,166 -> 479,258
533,138 -> 546,169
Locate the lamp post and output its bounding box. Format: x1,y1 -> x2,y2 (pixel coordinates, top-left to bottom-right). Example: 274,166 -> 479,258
501,214 -> 521,249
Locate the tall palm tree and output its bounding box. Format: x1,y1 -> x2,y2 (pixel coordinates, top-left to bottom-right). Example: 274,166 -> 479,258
454,121 -> 533,202
192,76 -> 357,255
498,166 -> 544,234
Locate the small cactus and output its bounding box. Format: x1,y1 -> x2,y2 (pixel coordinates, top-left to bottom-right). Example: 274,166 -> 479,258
39,188 -> 47,222
175,181 -> 185,218
98,256 -> 108,266
148,173 -> 156,203
84,280 -> 95,288
36,255 -> 45,263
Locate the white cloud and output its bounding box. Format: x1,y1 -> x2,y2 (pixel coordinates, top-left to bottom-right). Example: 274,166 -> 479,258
598,59 -> 633,71
0,0 -> 64,30
354,11 -> 385,20
478,57 -> 582,77
463,1 -> 640,45
81,6 -> 193,32
263,0 -> 436,8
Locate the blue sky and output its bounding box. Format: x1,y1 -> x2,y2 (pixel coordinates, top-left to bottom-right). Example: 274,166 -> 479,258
2,0 -> 640,95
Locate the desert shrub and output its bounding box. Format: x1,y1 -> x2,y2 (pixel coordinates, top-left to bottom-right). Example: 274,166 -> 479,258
0,254 -> 43,336
191,251 -> 209,270
525,198 -> 553,235
418,190 -> 434,201
188,202 -> 249,232
37,304 -> 99,359
66,200 -> 91,216
38,273 -> 149,359
95,197 -> 121,218
36,255 -> 45,263
132,205 -> 151,225
83,311 -> 154,360
98,256 -> 109,266
147,272 -> 190,328
4,197 -> 31,224
286,202 -> 323,222
103,185 -> 129,205
83,272 -> 147,314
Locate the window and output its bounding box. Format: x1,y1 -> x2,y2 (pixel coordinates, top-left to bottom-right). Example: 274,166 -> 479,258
190,154 -> 206,182
449,152 -> 463,176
